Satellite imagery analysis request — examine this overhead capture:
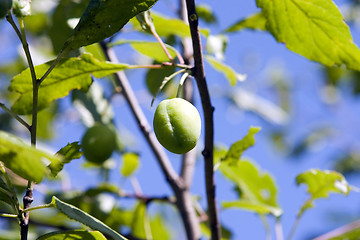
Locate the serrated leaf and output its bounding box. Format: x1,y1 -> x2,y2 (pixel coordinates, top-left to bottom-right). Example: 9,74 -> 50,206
204,55 -> 246,86
0,131 -> 58,183
64,0 -> 158,50
121,153 -> 140,177
297,169 -> 350,198
37,230 -> 107,240
51,196 -> 128,240
220,160 -> 282,217
48,142 -> 82,177
256,0 -> 360,70
222,127 -> 261,163
9,53 -> 128,115
225,12 -> 266,33
110,40 -> 177,63
296,169 -> 351,215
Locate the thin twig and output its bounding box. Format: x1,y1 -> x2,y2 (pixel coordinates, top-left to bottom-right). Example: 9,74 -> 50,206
184,0 -> 220,239
313,219 -> 360,240
275,217 -> 284,240
0,103 -> 30,130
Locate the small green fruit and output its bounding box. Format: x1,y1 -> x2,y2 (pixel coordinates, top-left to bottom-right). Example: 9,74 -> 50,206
81,124 -> 117,164
0,0 -> 12,19
153,98 -> 201,154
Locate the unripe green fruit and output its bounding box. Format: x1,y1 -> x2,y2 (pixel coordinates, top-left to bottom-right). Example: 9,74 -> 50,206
81,124 -> 117,164
153,98 -> 201,154
0,0 -> 12,19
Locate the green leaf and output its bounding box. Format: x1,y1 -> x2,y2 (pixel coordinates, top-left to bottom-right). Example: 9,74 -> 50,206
256,0 -> 360,70
0,131 -> 58,183
196,4 -> 217,24
48,142 -> 82,177
47,0 -> 89,53
0,176 -> 14,207
72,82 -> 114,126
225,12 -> 266,33
146,65 -> 176,96
204,55 -> 246,86
296,169 -> 351,215
37,230 -> 107,240
222,126 -> 261,163
51,196 -> 128,240
110,40 -> 177,63
121,153 -> 140,177
220,160 -> 282,217
9,53 -> 128,115
64,0 -> 158,50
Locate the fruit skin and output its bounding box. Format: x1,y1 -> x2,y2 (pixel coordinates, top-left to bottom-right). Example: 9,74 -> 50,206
0,0 -> 12,19
153,98 -> 201,154
81,124 -> 117,164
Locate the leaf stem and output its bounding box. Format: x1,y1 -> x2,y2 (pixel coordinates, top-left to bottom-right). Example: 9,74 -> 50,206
0,213 -> 18,218
287,214 -> 301,240
38,49 -> 66,83
21,203 -> 54,213
275,217 -> 284,240
17,18 -> 37,240
0,103 -> 31,130
184,0 -> 220,239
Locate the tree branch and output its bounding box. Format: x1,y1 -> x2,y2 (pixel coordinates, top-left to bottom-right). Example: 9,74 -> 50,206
184,0 -> 221,239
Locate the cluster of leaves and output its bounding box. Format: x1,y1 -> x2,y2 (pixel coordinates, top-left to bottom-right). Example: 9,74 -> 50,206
0,0 -> 359,239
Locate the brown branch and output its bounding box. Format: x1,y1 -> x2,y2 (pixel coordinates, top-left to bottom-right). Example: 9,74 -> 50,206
184,0 -> 221,239
313,219 -> 360,240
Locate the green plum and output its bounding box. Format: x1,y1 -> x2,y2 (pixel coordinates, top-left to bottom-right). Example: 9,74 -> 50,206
81,124 -> 117,164
153,98 -> 201,154
0,0 -> 12,19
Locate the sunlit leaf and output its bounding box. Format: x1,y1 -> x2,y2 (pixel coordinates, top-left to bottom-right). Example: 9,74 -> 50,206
51,196 -> 128,240
110,40 -> 177,62
37,230 -> 107,240
225,12 -> 266,33
131,12 -> 209,38
9,53 -> 129,115
204,55 -> 246,86
222,126 -> 261,163
121,153 -> 140,177
0,131 -> 58,183
256,0 -> 360,70
296,169 -> 351,215
48,142 -> 82,177
64,0 -> 158,50
220,160 -> 282,217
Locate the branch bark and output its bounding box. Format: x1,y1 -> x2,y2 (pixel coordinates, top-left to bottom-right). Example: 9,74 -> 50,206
184,0 -> 221,239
